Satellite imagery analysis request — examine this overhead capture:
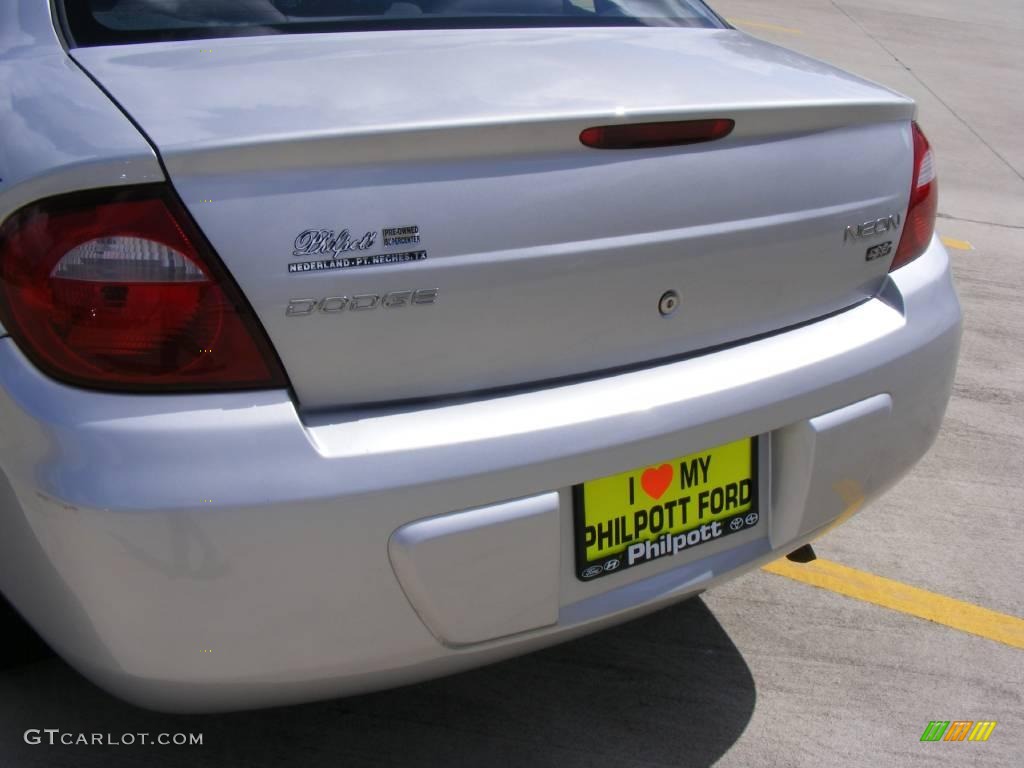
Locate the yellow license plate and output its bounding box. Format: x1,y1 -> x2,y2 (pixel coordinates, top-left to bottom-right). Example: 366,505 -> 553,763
574,437 -> 759,580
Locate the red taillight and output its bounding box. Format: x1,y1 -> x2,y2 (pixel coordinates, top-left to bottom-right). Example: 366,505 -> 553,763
891,122 -> 938,271
580,119 -> 735,150
0,186 -> 286,392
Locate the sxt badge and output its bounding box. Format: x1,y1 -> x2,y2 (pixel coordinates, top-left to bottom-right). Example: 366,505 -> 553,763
865,241 -> 894,262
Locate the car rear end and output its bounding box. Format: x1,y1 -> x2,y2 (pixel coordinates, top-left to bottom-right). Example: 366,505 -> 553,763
0,0 -> 960,711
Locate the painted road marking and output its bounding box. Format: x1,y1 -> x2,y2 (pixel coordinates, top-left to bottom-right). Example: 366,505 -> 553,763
763,558 -> 1024,650
728,18 -> 803,35
941,236 -> 974,251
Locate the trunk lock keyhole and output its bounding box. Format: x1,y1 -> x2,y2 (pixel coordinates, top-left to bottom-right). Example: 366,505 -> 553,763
658,290 -> 680,317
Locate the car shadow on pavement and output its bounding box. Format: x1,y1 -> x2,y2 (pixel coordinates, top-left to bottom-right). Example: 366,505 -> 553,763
0,597 -> 755,768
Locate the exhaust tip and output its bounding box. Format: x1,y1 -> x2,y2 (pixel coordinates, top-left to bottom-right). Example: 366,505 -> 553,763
785,544 -> 817,564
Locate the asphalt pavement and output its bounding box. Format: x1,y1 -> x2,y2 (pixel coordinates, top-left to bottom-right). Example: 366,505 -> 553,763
1,1 -> 1021,766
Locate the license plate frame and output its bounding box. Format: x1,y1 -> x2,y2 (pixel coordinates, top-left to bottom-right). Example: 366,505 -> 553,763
573,437 -> 761,581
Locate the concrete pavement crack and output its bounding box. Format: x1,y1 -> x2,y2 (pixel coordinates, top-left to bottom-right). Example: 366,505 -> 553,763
830,1 -> 1024,185
937,213 -> 1024,231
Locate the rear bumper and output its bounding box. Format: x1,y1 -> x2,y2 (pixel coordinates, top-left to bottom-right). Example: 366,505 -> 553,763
0,237 -> 961,712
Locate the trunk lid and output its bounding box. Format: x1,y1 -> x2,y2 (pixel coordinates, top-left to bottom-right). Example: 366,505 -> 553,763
73,28 -> 915,408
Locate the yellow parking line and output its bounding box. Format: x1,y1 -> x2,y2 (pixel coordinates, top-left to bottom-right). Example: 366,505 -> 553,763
763,558 -> 1024,649
728,18 -> 803,35
941,236 -> 974,251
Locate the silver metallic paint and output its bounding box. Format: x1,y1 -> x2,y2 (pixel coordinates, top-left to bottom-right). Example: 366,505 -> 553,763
0,3 -> 163,222
0,0 -> 165,337
389,492 -> 562,646
0,237 -> 960,711
71,29 -> 917,406
0,0 -> 962,712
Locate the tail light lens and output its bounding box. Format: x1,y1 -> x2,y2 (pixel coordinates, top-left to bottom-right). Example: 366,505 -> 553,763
0,185 -> 286,392
891,122 -> 938,271
580,119 -> 735,150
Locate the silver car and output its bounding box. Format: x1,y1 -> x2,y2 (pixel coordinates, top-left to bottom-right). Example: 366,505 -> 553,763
0,0 -> 961,712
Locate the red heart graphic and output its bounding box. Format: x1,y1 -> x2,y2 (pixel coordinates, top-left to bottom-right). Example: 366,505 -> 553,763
640,464 -> 674,500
